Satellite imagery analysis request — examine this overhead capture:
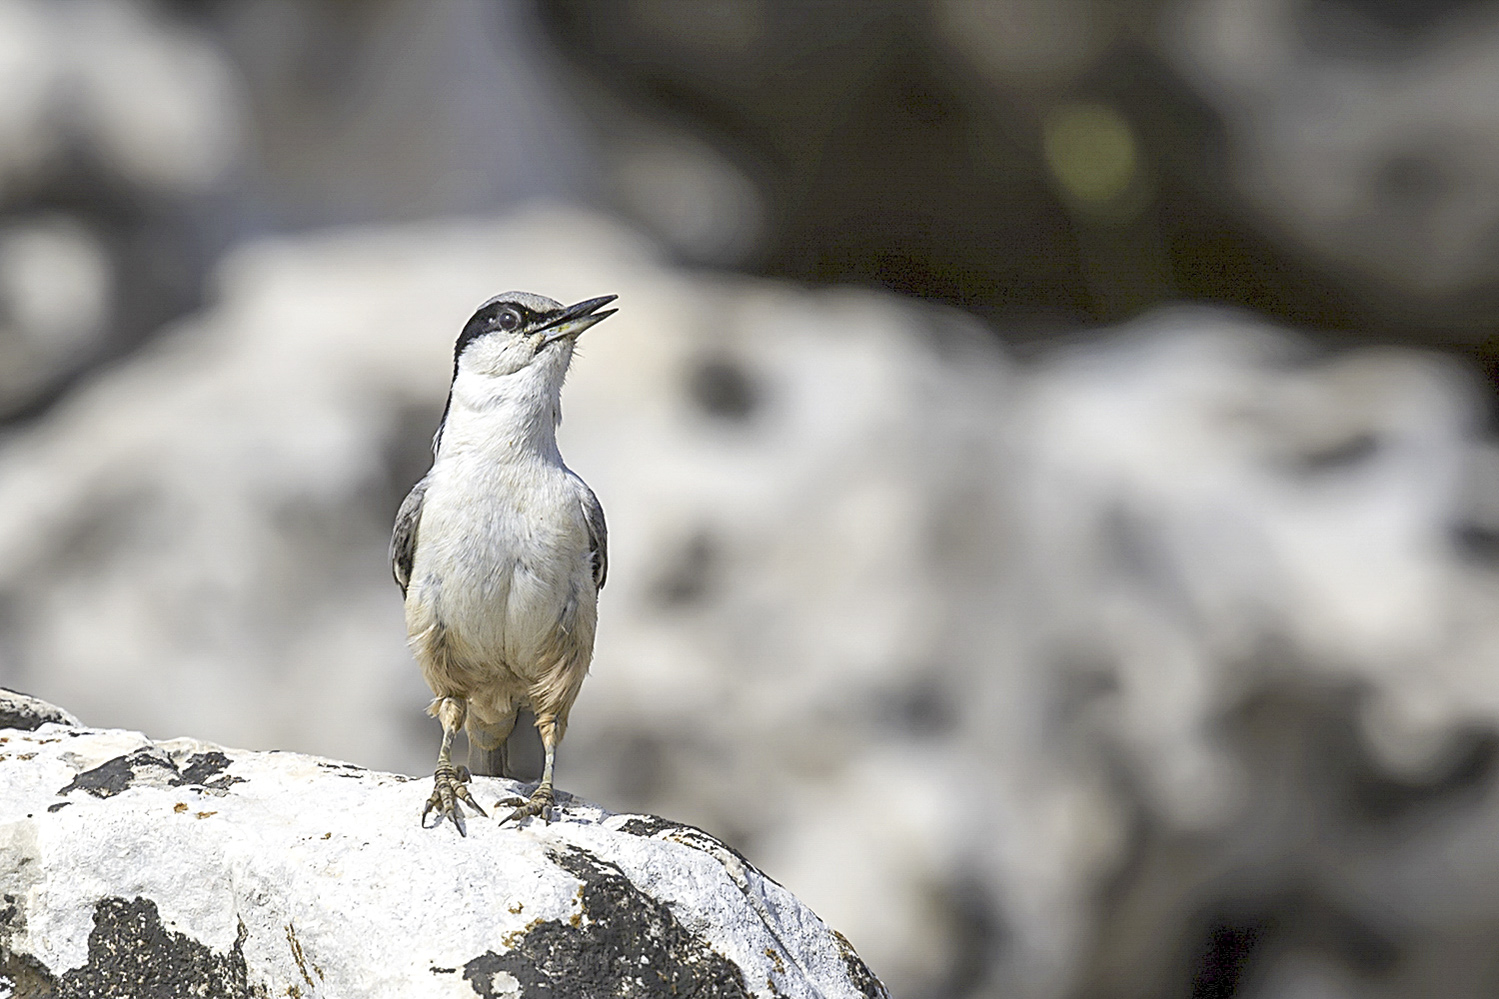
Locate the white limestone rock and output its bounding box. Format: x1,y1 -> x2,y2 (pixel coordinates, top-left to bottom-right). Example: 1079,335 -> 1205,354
0,691 -> 884,999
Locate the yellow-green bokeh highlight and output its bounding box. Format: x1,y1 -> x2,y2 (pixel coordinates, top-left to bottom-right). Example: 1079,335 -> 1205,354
1042,103 -> 1140,210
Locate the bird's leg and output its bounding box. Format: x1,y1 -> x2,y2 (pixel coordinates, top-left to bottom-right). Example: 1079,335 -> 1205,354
499,713 -> 558,825
423,696 -> 486,834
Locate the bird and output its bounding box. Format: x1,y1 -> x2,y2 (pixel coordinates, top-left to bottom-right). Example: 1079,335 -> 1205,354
390,291 -> 614,833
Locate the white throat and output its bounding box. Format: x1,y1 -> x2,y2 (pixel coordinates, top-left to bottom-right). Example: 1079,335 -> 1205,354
439,356 -> 569,464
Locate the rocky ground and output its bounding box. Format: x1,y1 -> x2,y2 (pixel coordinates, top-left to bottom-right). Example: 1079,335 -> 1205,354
0,689 -> 885,999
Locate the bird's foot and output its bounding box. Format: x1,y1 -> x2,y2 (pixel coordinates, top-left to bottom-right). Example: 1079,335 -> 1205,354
422,762 -> 487,835
497,783 -> 555,826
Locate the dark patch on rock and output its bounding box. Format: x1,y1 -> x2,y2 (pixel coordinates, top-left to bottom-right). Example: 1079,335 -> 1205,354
0,688 -> 77,732
615,815 -> 756,872
651,531 -> 718,608
51,896 -> 265,998
176,752 -> 244,791
462,845 -> 750,999
57,750 -> 178,798
57,749 -> 244,799
686,355 -> 762,423
0,893 -> 20,930
318,769 -> 367,780
832,930 -> 888,999
615,814 -> 688,839
0,891 -> 50,996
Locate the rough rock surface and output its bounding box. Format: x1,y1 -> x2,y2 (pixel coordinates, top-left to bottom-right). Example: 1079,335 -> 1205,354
0,692 -> 883,999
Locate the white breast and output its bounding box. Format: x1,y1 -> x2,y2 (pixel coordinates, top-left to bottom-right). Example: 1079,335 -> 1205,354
404,365 -> 596,684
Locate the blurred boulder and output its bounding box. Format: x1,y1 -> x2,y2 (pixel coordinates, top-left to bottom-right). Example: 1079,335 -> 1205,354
1018,308 -> 1499,999
1019,308 -> 1498,818
3,206 -> 1499,998
0,0 -> 246,422
1164,0 -> 1499,316
0,0 -> 240,196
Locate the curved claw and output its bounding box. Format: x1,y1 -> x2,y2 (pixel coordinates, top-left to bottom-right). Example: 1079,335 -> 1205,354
423,762 -> 486,834
453,766 -> 488,818
496,785 -> 555,827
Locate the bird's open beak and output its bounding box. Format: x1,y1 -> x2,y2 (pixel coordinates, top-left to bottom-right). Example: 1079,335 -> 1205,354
539,295 -> 618,345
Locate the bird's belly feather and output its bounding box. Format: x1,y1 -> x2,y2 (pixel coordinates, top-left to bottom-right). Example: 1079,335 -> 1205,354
404,466 -> 595,699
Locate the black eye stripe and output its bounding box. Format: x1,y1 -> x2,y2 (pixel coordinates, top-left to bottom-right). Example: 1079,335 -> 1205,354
453,300 -> 561,366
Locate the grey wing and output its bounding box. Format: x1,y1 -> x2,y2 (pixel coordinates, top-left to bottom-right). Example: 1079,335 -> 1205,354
390,474 -> 429,596
579,483 -> 608,591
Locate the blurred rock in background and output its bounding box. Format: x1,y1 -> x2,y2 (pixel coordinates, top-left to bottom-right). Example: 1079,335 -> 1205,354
198,0 -> 593,229
4,2 -> 1499,999
1166,0 -> 1499,322
0,0 -> 242,423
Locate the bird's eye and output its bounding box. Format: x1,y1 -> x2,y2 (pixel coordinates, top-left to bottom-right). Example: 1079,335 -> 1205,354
497,308 -> 522,332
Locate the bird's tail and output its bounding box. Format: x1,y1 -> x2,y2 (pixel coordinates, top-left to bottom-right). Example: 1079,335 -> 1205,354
467,715 -> 513,778
471,740 -> 509,779
466,710 -> 545,780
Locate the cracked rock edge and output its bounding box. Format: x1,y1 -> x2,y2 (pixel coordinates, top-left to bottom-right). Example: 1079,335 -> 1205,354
613,813 -> 886,997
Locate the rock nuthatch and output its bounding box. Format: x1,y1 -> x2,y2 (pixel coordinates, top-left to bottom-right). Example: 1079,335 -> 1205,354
391,291 -> 614,832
